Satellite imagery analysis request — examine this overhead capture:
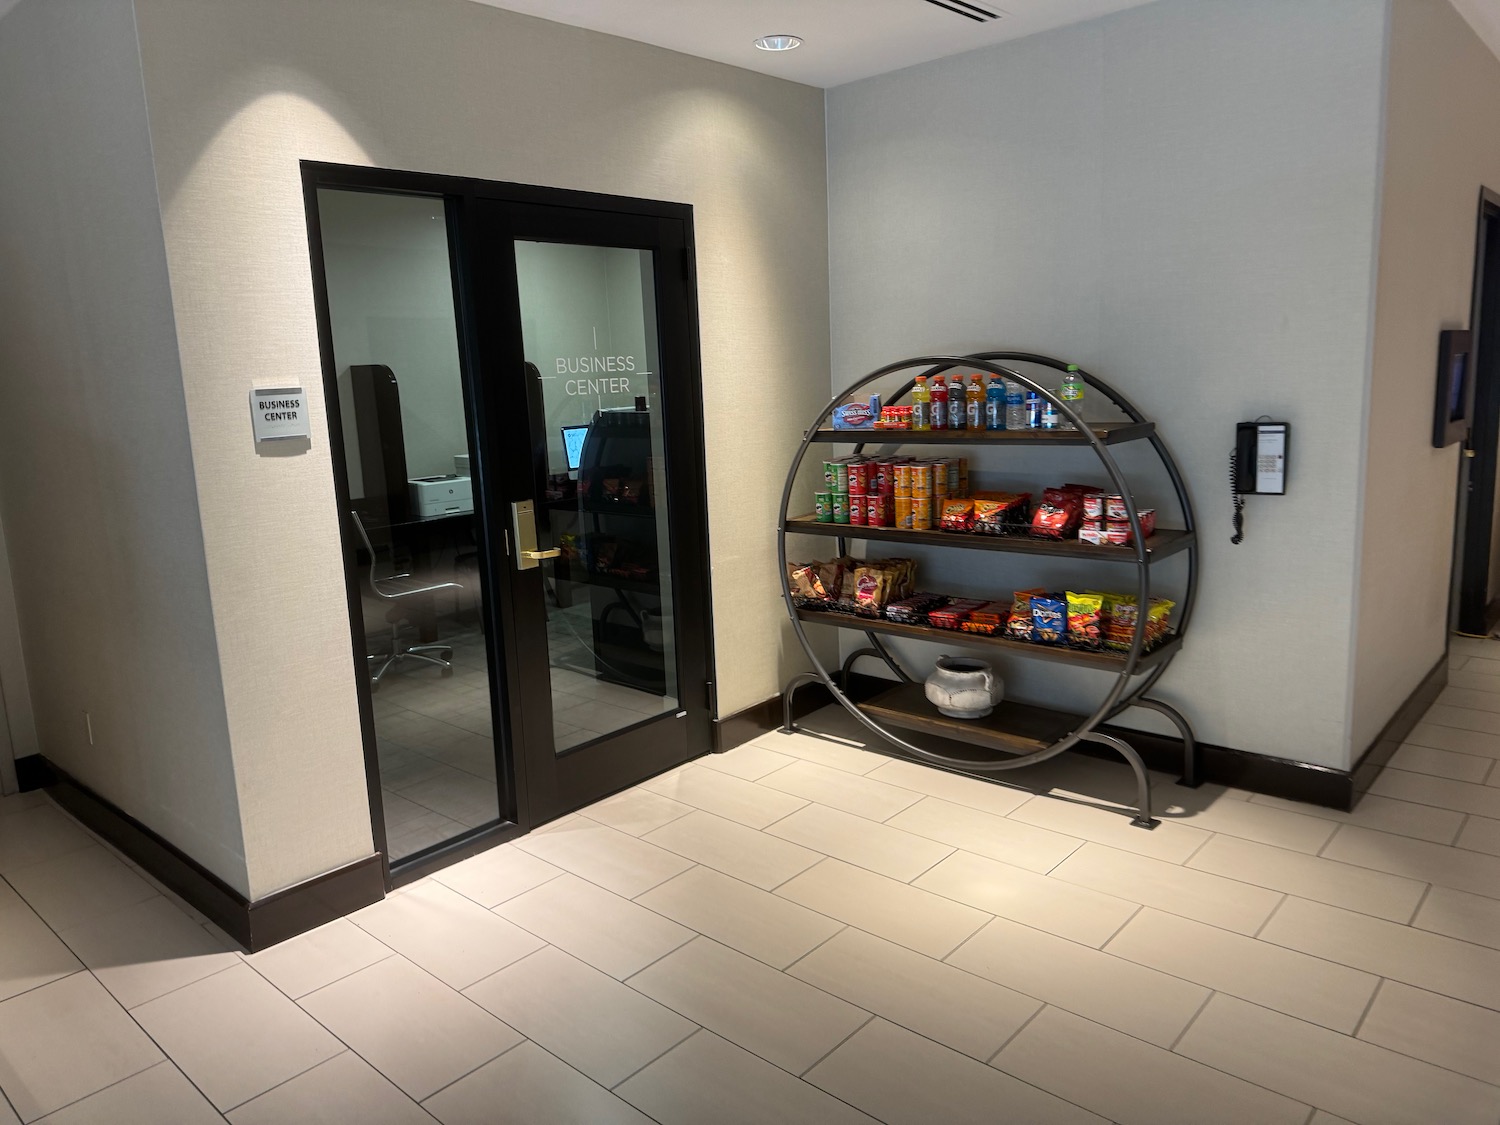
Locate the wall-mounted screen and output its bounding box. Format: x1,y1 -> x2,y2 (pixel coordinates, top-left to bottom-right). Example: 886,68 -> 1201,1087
1434,329 -> 1475,448
561,424 -> 590,471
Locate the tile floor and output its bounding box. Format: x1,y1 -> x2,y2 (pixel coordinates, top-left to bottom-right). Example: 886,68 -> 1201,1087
5,637 -> 1500,1122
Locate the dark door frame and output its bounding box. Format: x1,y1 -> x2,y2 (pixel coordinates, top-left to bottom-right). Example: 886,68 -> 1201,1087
1455,186 -> 1500,636
300,162 -> 716,886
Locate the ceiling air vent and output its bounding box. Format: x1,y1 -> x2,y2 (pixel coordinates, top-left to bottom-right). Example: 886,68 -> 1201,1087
922,0 -> 1002,22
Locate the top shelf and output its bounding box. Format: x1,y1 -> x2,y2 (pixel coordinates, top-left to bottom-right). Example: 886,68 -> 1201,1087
808,421 -> 1155,447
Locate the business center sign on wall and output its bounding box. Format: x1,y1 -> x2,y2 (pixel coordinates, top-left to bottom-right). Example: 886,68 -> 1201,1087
555,353 -> 640,398
249,386 -> 311,443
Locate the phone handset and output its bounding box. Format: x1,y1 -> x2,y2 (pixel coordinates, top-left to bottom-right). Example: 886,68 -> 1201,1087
1230,419 -> 1289,545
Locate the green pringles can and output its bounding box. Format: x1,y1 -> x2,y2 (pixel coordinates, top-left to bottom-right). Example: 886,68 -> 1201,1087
825,459 -> 849,493
814,491 -> 833,522
832,491 -> 850,524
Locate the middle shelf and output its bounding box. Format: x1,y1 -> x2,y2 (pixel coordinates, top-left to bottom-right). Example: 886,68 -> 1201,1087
785,514 -> 1194,562
795,607 -> 1180,672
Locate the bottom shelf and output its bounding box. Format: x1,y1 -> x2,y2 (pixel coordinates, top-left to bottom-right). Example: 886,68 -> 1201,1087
858,682 -> 1082,756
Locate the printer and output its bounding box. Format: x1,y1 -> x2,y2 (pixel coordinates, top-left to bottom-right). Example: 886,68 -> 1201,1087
409,474 -> 473,517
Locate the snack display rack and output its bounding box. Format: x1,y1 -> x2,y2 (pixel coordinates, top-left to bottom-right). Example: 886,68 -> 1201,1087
777,352 -> 1199,828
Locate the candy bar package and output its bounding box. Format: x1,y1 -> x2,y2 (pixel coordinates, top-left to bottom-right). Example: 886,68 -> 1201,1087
940,499 -> 976,532
928,598 -> 987,630
1066,591 -> 1104,650
961,602 -> 1010,635
884,592 -> 949,625
1006,588 -> 1046,641
1079,520 -> 1109,546
972,492 -> 1032,536
1031,593 -> 1067,645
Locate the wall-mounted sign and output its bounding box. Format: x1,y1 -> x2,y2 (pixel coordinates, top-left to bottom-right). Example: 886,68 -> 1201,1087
249,386 -> 310,443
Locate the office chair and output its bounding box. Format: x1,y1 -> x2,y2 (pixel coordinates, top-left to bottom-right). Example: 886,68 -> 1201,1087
350,510 -> 463,688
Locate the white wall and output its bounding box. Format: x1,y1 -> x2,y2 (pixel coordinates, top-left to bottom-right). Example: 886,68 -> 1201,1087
826,0 -> 1388,769
129,0 -> 830,894
0,0 -> 248,885
1351,0 -> 1500,751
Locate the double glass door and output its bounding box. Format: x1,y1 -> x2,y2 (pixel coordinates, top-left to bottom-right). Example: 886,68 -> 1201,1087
308,170 -> 712,871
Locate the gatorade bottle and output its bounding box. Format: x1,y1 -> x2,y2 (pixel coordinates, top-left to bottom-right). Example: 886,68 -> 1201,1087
985,375 -> 1004,430
948,375 -> 966,431
1005,379 -> 1026,430
911,375 -> 931,431
966,375 -> 984,431
1060,364 -> 1085,431
931,376 -> 949,430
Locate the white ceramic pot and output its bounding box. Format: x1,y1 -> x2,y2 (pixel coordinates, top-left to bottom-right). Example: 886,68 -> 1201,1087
924,656 -> 1003,719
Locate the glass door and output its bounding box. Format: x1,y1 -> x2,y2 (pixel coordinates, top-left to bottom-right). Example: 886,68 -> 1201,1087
477,201 -> 713,824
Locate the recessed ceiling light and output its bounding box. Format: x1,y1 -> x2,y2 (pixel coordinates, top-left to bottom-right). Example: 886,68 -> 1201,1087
754,34 -> 802,51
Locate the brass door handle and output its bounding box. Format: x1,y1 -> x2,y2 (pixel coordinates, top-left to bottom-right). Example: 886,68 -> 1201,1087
522,548 -> 562,560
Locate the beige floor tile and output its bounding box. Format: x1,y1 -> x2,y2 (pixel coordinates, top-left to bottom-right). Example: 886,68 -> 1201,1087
1188,834 -> 1426,921
1424,702 -> 1500,734
886,796 -> 1082,873
6,847 -> 157,931
227,1051 -> 431,1125
512,819 -> 693,898
37,1062 -> 220,1125
1308,1114 -> 1359,1125
616,1030 -> 877,1125
133,962 -> 341,1110
750,729 -> 886,776
776,859 -> 989,959
1358,980 -> 1500,1087
0,1095 -> 17,1125
914,850 -> 1136,947
765,803 -> 953,882
1456,813 -> 1500,855
299,956 -> 520,1102
464,946 -> 694,1088
1404,720 -> 1500,758
806,1018 -> 1105,1125
1259,896 -> 1500,1010
1412,884 -> 1500,949
578,788 -> 694,837
628,937 -> 866,1074
1247,792 -> 1464,844
946,916 -> 1208,1047
642,765 -> 808,829
0,972 -> 163,1121
1007,795 -> 1210,864
0,879 -> 81,1003
1447,668 -> 1500,693
644,810 -> 822,890
0,790 -> 49,816
1104,908 -> 1377,1032
994,1006 -> 1309,1125
697,742 -> 796,782
864,758 -> 1032,817
1052,842 -> 1281,935
1438,685 -> 1500,713
1389,743 -> 1493,782
1177,993 -> 1500,1125
244,918 -> 393,999
637,866 -> 841,969
424,1041 -> 652,1125
0,807 -> 94,875
429,846 -> 562,908
1175,797 -> 1336,854
1367,769 -> 1500,817
351,881 -> 542,990
59,896 -> 238,1009
787,927 -> 1040,1061
1321,823 -> 1500,899
758,760 -> 921,821
496,873 -> 692,979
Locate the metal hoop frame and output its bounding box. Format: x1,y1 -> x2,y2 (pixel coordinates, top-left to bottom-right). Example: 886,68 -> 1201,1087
776,352 -> 1200,828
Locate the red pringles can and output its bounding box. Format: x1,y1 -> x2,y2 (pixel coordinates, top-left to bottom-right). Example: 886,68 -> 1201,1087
874,461 -> 896,496
849,489 -> 868,525
848,461 -> 871,495
866,493 -> 890,527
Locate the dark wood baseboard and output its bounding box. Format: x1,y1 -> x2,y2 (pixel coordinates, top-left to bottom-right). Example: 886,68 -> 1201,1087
21,756 -> 384,952
1350,652 -> 1448,801
732,666 -> 1448,812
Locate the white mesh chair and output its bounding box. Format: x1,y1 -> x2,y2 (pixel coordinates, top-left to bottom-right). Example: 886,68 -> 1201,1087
351,510 -> 463,688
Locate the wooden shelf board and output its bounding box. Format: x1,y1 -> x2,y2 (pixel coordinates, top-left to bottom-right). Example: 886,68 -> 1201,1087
784,517 -> 1194,562
859,682 -> 1081,755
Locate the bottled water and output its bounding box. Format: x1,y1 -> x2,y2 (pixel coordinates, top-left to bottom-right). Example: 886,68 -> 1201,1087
1005,380 -> 1026,430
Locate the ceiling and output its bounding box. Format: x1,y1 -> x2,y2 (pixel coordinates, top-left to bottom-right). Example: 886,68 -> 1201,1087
470,0 -> 1166,87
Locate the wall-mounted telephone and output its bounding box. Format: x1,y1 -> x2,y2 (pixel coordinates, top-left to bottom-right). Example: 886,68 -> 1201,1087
1230,420 -> 1289,544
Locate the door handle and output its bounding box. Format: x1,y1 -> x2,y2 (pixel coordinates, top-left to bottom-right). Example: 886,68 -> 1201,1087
511,500 -> 554,571
522,548 -> 561,560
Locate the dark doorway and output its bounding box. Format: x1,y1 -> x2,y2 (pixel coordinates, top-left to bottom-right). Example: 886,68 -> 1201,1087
302,164 -> 715,883
1456,189 -> 1500,636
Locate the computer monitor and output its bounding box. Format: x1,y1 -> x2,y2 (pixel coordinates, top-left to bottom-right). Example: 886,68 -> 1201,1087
561,424 -> 591,472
